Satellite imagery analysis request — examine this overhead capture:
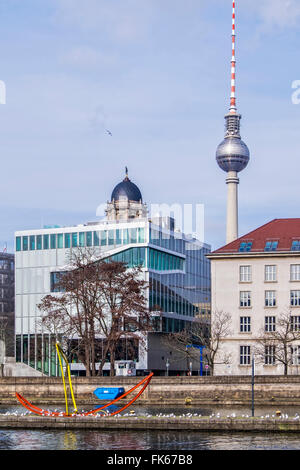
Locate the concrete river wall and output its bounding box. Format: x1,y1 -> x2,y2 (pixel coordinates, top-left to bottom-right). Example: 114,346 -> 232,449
1,375 -> 300,406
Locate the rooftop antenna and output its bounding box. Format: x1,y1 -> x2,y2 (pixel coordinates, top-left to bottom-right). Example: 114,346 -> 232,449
230,0 -> 237,114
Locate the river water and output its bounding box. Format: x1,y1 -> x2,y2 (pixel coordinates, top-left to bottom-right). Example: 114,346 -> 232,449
1,404 -> 300,450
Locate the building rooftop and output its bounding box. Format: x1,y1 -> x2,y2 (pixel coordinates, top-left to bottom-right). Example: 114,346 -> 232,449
211,218 -> 300,255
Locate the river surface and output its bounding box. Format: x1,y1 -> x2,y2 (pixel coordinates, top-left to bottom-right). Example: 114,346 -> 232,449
1,404 -> 300,450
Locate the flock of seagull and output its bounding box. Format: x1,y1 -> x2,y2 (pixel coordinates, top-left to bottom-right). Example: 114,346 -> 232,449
3,410 -> 300,420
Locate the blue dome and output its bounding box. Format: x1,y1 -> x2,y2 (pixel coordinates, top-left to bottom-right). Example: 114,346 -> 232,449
111,177 -> 142,202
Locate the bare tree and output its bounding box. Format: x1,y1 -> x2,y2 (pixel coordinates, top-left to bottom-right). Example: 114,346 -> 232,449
163,311 -> 232,375
0,316 -> 14,359
38,247 -> 152,376
254,310 -> 300,375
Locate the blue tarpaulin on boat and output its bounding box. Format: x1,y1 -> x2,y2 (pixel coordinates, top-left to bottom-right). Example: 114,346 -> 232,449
93,387 -> 125,400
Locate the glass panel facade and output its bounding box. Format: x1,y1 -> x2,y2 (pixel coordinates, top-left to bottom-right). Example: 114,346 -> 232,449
109,247 -> 146,268
43,234 -> 49,250
50,234 -> 56,249
79,232 -> 85,247
37,235 -> 42,250
72,233 -> 78,248
123,229 -> 129,244
149,239 -> 210,323
50,272 -> 67,292
65,233 -> 71,249
57,234 -> 63,249
108,230 -> 114,246
22,236 -> 28,251
86,232 -> 93,247
30,236 -> 35,251
16,225 -> 149,252
116,229 -> 122,245
16,237 -> 21,252
101,231 -> 107,246
94,231 -> 100,246
148,248 -> 184,271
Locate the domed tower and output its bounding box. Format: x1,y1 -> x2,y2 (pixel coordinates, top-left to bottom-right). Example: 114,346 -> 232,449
216,0 -> 250,244
106,168 -> 148,221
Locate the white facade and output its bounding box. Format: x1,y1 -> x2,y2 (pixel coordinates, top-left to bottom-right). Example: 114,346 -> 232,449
15,219 -> 150,374
209,251 -> 300,376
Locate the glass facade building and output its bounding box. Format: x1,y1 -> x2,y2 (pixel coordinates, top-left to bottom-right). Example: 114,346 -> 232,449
15,217 -> 211,375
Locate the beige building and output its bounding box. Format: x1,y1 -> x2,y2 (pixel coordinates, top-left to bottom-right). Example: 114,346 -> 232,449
208,218 -> 300,376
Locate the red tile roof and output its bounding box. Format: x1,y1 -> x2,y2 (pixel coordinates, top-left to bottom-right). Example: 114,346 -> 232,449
212,219 -> 300,254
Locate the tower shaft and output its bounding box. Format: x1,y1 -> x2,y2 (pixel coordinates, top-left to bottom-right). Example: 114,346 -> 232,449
226,171 -> 239,244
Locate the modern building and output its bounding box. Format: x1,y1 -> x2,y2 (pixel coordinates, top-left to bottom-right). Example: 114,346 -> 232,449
208,218 -> 300,376
15,171 -> 211,376
216,0 -> 250,245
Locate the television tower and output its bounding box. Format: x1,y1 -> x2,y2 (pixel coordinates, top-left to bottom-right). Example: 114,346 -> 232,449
216,0 -> 250,244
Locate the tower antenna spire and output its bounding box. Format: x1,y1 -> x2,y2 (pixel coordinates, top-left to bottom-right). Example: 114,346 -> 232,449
230,0 -> 237,113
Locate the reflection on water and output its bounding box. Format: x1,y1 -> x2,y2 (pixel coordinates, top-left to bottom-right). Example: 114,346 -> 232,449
1,404 -> 300,450
0,428 -> 300,450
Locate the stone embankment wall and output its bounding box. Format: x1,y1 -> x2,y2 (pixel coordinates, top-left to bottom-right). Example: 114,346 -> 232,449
0,415 -> 300,432
2,375 -> 300,406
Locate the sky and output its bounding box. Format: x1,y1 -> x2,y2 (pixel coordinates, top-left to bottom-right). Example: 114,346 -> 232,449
1,0 -> 300,252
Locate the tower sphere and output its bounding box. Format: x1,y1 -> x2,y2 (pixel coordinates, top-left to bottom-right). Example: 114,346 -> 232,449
216,137 -> 249,173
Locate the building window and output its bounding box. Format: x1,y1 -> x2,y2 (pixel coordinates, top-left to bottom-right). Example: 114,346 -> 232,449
265,265 -> 277,282
291,241 -> 300,251
50,234 -> 56,250
72,233 -> 78,248
50,272 -> 67,293
65,233 -> 71,249
291,290 -> 300,307
108,230 -> 115,246
30,236 -> 35,251
16,237 -> 21,252
240,345 -> 251,365
265,345 -> 276,365
57,234 -> 63,249
239,265 -> 252,283
239,242 -> 252,252
291,316 -> 300,332
265,316 -> 276,332
22,236 -> 28,251
240,291 -> 251,308
79,232 -> 85,247
86,232 -> 93,247
130,228 -> 137,244
100,231 -> 107,246
240,316 -> 251,333
43,234 -> 49,250
37,235 -> 42,250
264,241 -> 278,251
265,290 -> 276,307
116,229 -> 122,245
291,265 -> 300,281
138,227 -> 145,243
291,346 -> 300,365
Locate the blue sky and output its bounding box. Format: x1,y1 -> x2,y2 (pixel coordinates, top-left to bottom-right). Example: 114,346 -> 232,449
1,0 -> 300,252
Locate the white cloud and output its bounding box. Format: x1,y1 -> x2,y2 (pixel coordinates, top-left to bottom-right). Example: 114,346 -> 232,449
60,46 -> 117,70
243,0 -> 300,30
53,0 -> 155,42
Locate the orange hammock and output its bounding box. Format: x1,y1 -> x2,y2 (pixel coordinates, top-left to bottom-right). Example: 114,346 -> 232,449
16,372 -> 153,418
